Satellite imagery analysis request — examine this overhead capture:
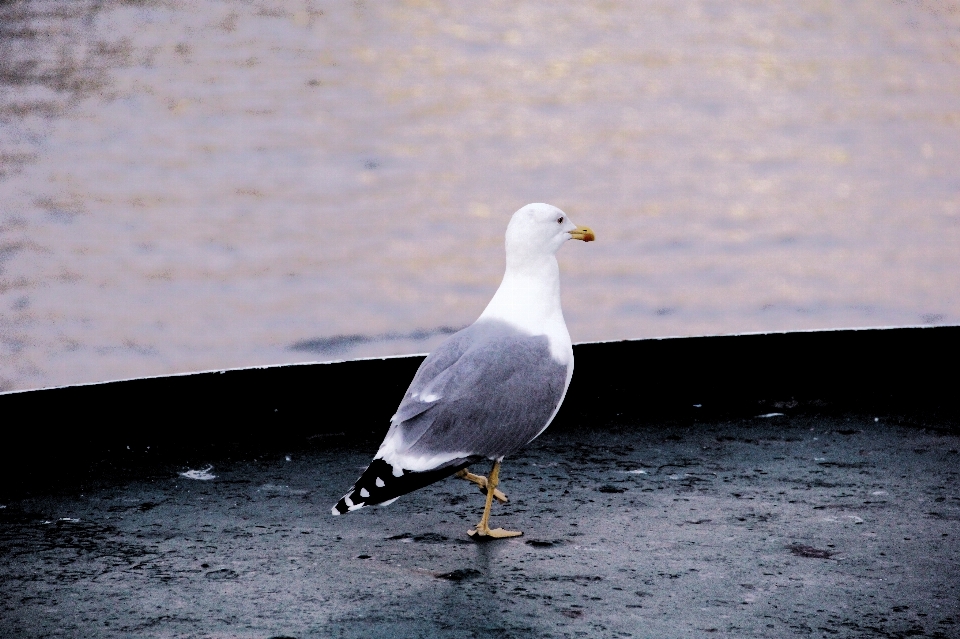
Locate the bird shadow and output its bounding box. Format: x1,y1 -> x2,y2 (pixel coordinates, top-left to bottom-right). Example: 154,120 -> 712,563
323,540 -> 548,639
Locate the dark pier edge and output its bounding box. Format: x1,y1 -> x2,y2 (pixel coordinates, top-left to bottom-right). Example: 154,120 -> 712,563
2,325 -> 957,497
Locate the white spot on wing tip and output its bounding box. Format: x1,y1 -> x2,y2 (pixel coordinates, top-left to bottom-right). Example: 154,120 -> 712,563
375,477 -> 385,487
344,495 -> 354,507
348,503 -> 364,511
331,507 -> 340,516
360,488 -> 370,498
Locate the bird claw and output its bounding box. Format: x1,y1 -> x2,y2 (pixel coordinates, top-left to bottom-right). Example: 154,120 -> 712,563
459,462 -> 519,540
468,526 -> 523,540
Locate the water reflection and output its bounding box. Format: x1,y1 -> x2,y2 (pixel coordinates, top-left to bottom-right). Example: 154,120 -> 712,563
0,1 -> 958,391
290,325 -> 462,355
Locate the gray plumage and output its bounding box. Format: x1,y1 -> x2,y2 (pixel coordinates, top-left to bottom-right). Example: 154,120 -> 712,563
388,318 -> 568,463
331,319 -> 568,515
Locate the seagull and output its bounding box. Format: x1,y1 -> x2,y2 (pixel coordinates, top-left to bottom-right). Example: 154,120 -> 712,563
332,203 -> 594,539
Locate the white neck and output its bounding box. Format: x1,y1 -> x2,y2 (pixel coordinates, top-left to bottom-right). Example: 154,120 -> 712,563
478,254 -> 572,362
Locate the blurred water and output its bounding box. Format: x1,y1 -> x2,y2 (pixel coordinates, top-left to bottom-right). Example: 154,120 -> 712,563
1,0 -> 958,392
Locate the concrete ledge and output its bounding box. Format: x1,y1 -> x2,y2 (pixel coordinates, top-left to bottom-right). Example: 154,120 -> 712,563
2,325 -> 957,496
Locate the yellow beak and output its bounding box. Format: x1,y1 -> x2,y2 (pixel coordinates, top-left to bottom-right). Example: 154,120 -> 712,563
569,225 -> 595,242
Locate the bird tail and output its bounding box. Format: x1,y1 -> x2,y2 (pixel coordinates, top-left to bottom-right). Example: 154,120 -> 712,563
331,457 -> 474,515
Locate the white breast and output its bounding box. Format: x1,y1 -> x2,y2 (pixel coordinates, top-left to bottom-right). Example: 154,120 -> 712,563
478,253 -> 573,365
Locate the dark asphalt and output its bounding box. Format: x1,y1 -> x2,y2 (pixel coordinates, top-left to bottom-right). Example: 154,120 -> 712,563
2,415 -> 958,638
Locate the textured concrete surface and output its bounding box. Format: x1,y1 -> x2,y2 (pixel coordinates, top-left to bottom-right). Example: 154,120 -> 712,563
2,415 -> 958,638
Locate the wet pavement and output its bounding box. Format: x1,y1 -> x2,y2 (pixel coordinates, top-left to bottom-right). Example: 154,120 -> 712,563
2,415 -> 958,638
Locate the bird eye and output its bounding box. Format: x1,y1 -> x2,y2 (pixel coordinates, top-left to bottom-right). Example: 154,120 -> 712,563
557,216 -> 564,224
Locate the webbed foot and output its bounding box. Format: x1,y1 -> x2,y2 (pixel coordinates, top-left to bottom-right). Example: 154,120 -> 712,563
467,526 -> 523,539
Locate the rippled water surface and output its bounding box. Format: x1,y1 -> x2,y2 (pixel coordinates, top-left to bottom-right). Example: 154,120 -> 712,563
1,0 -> 958,392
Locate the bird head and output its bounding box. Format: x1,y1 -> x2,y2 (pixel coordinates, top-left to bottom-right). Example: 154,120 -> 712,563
504,203 -> 594,264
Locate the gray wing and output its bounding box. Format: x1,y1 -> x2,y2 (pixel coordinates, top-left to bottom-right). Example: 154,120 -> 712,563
382,319 -> 569,464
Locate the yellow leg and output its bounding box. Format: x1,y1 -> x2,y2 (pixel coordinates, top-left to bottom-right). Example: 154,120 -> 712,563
455,468 -> 508,503
467,460 -> 522,539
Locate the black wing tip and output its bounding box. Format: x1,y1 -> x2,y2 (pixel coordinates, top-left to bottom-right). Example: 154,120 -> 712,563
330,459 -> 398,515
331,488 -> 369,515
330,458 -> 475,516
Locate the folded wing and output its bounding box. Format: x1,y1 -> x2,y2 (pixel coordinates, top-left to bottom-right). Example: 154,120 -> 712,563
332,319 -> 569,514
